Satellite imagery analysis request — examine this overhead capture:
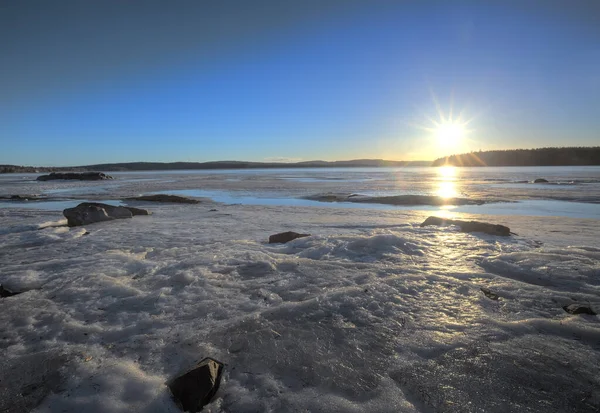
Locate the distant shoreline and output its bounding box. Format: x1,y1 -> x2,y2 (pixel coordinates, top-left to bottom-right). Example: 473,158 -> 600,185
1,160 -> 430,173
2,147 -> 600,173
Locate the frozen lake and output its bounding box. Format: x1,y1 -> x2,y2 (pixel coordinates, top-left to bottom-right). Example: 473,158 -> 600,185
1,166 -> 600,218
0,166 -> 599,412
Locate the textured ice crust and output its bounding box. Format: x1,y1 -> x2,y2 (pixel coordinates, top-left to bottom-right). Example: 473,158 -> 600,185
0,203 -> 599,412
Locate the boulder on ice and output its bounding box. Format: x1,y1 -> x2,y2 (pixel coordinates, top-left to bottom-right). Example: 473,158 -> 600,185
268,231 -> 310,244
420,216 -> 511,236
63,202 -> 150,227
167,357 -> 224,412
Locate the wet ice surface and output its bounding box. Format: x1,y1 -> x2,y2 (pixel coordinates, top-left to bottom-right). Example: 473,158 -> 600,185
1,167 -> 600,412
1,203 -> 600,412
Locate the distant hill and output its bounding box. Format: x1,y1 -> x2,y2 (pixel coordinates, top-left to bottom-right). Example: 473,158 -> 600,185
432,147 -> 600,167
0,159 -> 430,173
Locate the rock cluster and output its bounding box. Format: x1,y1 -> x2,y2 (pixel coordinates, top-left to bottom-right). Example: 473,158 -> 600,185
36,172 -> 113,181
1,194 -> 44,201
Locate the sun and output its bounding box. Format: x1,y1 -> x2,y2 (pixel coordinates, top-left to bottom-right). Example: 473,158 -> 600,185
406,88 -> 477,156
436,122 -> 465,147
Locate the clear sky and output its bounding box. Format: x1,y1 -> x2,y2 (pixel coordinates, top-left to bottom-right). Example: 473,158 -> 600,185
1,0 -> 599,166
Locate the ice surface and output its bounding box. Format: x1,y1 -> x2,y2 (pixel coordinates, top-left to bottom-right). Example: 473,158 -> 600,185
2,166 -> 600,218
0,169 -> 599,412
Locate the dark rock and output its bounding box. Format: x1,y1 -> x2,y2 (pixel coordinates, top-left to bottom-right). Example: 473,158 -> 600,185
64,204 -> 121,227
268,231 -> 310,244
420,216 -> 511,236
63,202 -> 149,227
563,304 -> 596,315
480,287 -> 499,300
125,194 -> 200,204
459,221 -> 511,236
533,178 -> 549,183
167,357 -> 224,413
0,284 -> 21,298
209,209 -> 218,212
36,172 -> 113,181
305,193 -> 486,206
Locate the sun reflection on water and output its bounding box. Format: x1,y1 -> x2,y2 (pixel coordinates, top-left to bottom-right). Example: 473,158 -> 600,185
436,166 -> 459,198
437,181 -> 457,198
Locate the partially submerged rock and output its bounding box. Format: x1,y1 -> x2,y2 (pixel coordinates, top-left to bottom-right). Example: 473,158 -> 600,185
37,172 -> 113,181
0,284 -> 21,298
420,216 -> 511,236
563,304 -> 596,315
269,231 -> 310,244
125,194 -> 200,204
305,193 -> 486,206
353,194 -> 485,206
167,357 -> 224,412
63,202 -> 150,227
533,178 -> 549,183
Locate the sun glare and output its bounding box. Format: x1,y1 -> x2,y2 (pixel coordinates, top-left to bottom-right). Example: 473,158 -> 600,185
436,122 -> 465,147
408,88 -> 476,156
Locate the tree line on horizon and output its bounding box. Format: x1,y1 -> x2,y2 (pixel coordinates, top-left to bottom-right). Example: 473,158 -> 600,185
431,147 -> 600,167
0,159 -> 430,173
2,147 -> 600,173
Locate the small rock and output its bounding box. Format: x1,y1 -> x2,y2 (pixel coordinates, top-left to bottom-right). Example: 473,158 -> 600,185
480,287 -> 499,300
0,284 -> 21,298
209,209 -> 218,212
125,194 -> 200,204
168,357 -> 224,412
268,231 -> 310,244
533,178 -> 549,183
563,304 -> 596,315
420,216 -> 510,236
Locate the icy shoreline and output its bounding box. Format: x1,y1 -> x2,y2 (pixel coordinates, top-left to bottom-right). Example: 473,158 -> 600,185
1,202 -> 599,412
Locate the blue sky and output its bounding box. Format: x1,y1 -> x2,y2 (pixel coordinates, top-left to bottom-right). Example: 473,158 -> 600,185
1,1 -> 599,166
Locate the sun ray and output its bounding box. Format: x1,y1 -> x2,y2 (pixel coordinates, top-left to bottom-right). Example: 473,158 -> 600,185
448,88 -> 455,121
429,86 -> 446,124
